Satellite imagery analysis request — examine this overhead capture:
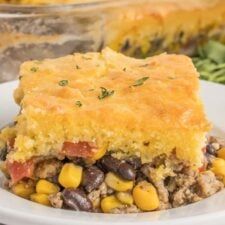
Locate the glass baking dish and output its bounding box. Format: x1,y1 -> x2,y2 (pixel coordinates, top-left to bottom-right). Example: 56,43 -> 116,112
0,0 -> 134,82
0,0 -> 225,83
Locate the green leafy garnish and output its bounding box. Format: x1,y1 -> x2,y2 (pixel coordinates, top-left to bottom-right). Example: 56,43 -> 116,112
58,80 -> 69,86
132,76 -> 149,87
75,101 -> 82,107
192,40 -> 225,84
30,67 -> 38,72
98,87 -> 114,100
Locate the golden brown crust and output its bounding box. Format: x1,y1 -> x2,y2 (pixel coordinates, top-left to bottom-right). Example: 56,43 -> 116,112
2,48 -> 211,166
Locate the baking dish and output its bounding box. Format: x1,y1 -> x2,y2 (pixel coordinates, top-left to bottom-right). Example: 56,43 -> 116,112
1,0 -> 225,83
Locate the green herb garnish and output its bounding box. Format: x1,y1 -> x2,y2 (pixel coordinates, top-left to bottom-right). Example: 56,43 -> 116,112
98,87 -> 114,100
30,67 -> 38,72
132,76 -> 149,87
58,80 -> 69,86
75,101 -> 82,107
168,76 -> 176,80
192,40 -> 225,84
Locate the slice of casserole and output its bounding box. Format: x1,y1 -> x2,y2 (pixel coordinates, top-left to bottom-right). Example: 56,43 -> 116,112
1,48 -> 224,213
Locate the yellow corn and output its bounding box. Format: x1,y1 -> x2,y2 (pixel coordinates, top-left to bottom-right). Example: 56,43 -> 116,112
92,148 -> 106,161
36,179 -> 59,195
58,163 -> 83,188
116,192 -> 133,205
12,181 -> 35,199
105,172 -> 133,192
101,195 -> 123,213
211,158 -> 225,177
133,181 -> 159,211
218,147 -> 225,160
30,193 -> 51,206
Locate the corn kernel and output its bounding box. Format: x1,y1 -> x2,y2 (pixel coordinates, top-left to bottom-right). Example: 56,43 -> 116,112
105,172 -> 133,192
58,163 -> 83,188
101,195 -> 123,213
30,193 -> 51,206
116,192 -> 133,205
12,181 -> 35,199
92,148 -> 106,160
211,158 -> 225,177
218,147 -> 225,160
133,181 -> 159,211
36,179 -> 59,195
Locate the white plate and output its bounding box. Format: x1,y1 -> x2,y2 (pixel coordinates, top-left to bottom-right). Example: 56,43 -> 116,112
0,80 -> 225,225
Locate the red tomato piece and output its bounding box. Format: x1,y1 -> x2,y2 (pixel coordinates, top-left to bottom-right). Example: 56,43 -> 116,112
62,141 -> 97,158
6,160 -> 34,184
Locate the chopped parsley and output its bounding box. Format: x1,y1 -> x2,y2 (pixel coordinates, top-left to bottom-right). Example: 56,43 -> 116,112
192,40 -> 225,84
58,80 -> 69,86
168,76 -> 176,80
132,76 -> 149,87
30,67 -> 38,72
98,87 -> 114,100
75,101 -> 82,107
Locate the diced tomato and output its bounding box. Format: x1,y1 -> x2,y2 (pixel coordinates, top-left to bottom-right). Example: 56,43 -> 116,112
198,165 -> 205,172
62,141 -> 97,158
6,160 -> 34,184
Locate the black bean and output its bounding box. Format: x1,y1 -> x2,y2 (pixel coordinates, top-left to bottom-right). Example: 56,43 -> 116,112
100,155 -> 121,173
121,39 -> 130,52
0,146 -> 7,161
206,144 -> 217,156
126,156 -> 142,170
62,188 -> 93,212
82,166 -> 104,192
48,174 -> 60,185
118,162 -> 136,181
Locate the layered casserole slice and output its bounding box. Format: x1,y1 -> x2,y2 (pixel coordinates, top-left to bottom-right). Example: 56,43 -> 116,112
0,48 -> 225,213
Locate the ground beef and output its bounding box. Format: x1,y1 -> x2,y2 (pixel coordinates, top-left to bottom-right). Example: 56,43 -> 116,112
34,159 -> 63,179
141,154 -> 224,209
172,188 -> 202,207
144,167 -> 171,210
197,171 -> 224,197
111,205 -> 141,214
49,192 -> 63,208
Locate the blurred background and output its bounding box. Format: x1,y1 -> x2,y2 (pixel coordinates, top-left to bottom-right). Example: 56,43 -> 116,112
0,0 -> 225,84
